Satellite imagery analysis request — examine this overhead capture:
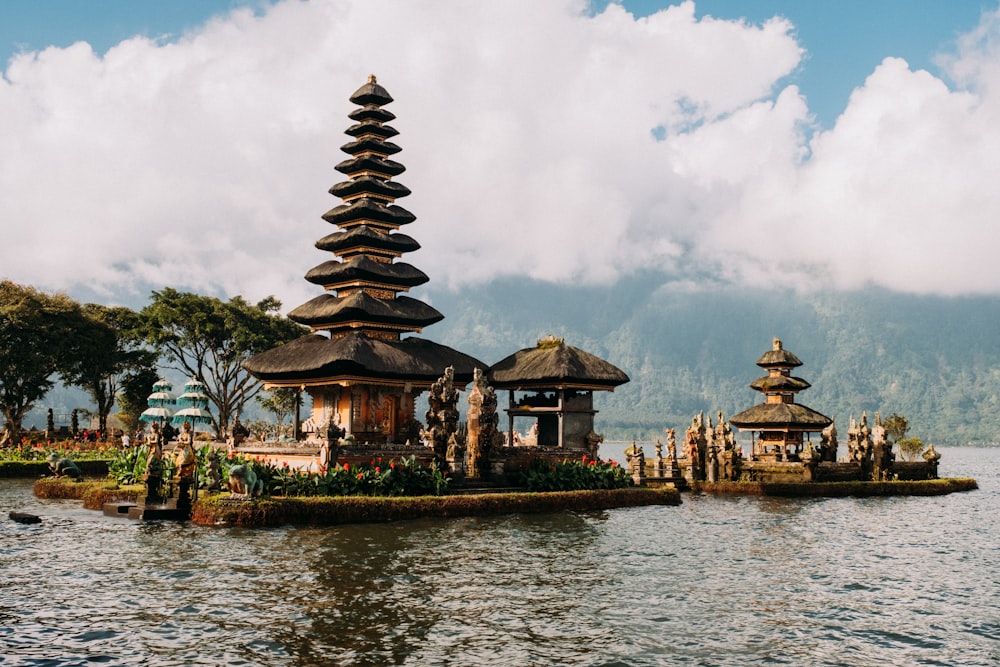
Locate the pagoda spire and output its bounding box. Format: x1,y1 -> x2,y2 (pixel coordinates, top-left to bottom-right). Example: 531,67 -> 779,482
287,76 -> 443,340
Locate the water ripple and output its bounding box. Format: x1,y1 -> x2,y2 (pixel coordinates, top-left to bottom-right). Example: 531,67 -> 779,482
1,447 -> 998,666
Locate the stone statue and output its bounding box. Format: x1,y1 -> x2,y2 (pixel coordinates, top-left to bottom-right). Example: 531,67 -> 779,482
446,432 -> 465,476
706,444 -> 719,483
228,464 -> 263,499
625,441 -> 645,481
205,450 -> 222,492
318,439 -> 331,471
175,423 -> 197,481
465,368 -> 485,477
585,431 -> 604,460
230,417 -> 250,447
922,443 -> 941,479
665,428 -> 677,461
820,421 -> 838,462
174,423 -> 198,508
46,453 -> 81,479
143,428 -> 164,501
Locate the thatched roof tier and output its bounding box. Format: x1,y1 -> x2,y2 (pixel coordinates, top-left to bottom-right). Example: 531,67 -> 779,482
329,176 -> 410,201
304,257 -> 429,289
749,375 -> 811,392
335,155 -> 405,179
340,137 -> 402,157
315,226 -> 419,255
489,337 -> 629,391
288,292 -> 443,329
243,333 -> 485,385
729,403 -> 832,431
323,199 -> 415,227
348,105 -> 395,123
756,338 -> 803,368
345,122 -> 399,140
349,77 -> 393,106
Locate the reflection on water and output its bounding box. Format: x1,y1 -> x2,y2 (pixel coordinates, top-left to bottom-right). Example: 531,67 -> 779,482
1,447 -> 998,666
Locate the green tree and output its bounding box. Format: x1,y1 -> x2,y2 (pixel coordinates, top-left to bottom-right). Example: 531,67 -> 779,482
116,367 -> 161,435
883,413 -> 909,443
0,281 -> 95,442
257,387 -> 301,439
139,289 -> 304,438
63,304 -> 158,435
897,437 -> 925,462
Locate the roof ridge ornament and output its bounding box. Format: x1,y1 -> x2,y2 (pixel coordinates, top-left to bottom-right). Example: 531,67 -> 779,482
773,337 -> 782,350
537,335 -> 564,349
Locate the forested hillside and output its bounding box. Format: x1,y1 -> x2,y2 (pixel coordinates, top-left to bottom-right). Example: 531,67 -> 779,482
425,277 -> 1000,445
24,278 -> 1000,446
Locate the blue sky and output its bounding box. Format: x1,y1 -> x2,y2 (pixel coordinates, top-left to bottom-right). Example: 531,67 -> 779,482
1,0 -> 987,129
3,0 -> 1000,301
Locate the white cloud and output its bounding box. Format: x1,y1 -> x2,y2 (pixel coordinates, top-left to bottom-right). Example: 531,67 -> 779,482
1,0 -> 999,308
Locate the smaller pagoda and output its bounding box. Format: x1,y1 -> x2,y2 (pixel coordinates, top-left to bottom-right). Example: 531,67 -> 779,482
729,338 -> 832,462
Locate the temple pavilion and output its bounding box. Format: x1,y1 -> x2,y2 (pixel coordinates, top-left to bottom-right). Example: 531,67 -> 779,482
488,336 -> 629,451
244,76 -> 484,444
729,338 -> 832,462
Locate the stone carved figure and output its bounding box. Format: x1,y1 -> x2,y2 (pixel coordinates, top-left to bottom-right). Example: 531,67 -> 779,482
870,412 -> 895,480
205,450 -> 221,492
144,424 -> 164,501
175,423 -> 197,481
820,421 -> 838,462
922,443 -> 942,479
422,366 -> 460,464
465,369 -> 485,477
665,429 -> 677,461
465,368 -> 501,478
228,464 -> 263,499
625,441 -> 645,480
846,415 -> 861,463
706,443 -> 718,483
46,453 -> 81,479
585,431 -> 604,461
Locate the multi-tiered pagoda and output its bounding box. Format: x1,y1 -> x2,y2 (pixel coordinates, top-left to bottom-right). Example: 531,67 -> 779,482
244,76 -> 484,444
729,338 -> 832,461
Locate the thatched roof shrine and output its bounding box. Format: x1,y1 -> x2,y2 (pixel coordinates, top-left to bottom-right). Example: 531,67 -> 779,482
489,336 -> 629,391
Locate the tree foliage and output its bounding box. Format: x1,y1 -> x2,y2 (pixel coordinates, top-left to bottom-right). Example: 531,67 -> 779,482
138,288 -> 304,438
898,437 -> 926,462
257,387 -> 301,439
116,366 -> 161,434
0,281 -> 98,442
64,304 -> 158,435
883,413 -> 909,443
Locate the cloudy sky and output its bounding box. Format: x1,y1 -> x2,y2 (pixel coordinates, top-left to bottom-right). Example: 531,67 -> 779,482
1,0 -> 997,312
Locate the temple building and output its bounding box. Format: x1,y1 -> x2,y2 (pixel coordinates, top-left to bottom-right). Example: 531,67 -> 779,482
488,336 -> 629,453
244,76 -> 484,444
729,338 -> 832,462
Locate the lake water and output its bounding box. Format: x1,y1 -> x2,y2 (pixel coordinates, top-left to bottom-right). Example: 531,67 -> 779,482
1,447 -> 998,666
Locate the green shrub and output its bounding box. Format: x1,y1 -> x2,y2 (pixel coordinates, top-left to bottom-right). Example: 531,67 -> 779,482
514,454 -> 633,492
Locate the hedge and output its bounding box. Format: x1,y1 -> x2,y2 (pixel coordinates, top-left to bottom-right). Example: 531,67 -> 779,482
689,478 -> 979,497
191,487 -> 681,527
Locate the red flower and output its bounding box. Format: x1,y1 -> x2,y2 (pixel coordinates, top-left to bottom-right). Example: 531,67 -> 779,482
589,460 -> 597,466
343,463 -> 350,471
390,462 -> 396,469
356,472 -> 363,480
375,466 -> 381,473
